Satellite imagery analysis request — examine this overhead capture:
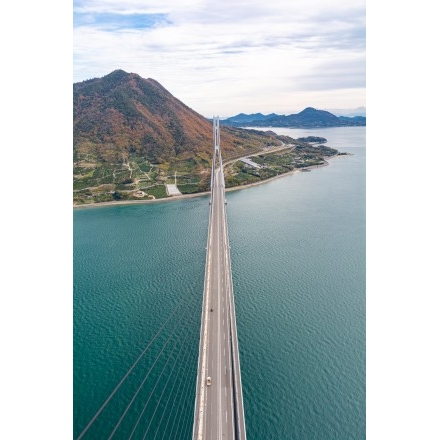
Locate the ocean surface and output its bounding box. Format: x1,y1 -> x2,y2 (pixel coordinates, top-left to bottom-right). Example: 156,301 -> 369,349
74,126 -> 365,439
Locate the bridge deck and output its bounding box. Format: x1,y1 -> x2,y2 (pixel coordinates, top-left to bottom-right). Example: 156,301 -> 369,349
193,118 -> 246,440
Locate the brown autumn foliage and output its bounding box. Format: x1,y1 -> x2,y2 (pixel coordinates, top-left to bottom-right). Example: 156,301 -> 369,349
73,70 -> 284,168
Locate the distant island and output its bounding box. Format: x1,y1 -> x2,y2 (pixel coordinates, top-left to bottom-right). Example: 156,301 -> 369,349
297,136 -> 327,143
73,70 -> 351,207
220,108 -> 366,128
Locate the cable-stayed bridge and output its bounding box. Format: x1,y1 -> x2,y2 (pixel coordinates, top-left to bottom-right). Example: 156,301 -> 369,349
75,117 -> 246,440
192,117 -> 246,440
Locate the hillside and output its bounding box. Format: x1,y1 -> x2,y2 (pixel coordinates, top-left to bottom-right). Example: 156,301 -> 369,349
73,70 -> 293,205
74,70 -> 279,164
221,107 -> 366,127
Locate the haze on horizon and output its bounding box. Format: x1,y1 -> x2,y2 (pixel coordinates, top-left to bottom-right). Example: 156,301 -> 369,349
73,0 -> 365,118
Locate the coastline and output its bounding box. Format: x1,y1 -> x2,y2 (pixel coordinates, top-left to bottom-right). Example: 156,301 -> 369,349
73,155 -> 344,209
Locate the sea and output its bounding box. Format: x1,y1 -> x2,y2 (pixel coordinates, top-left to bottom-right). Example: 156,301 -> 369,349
73,126 -> 365,439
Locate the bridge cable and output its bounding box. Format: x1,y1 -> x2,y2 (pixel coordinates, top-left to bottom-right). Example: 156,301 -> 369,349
158,339 -> 199,440
153,313 -> 200,439
175,356 -> 199,439
143,304 -> 197,438
157,305 -> 202,439
165,340 -> 200,440
122,295 -> 199,439
156,340 -> 198,440
76,296 -> 188,440
152,333 -> 197,440
139,310 -> 199,440
107,316 -> 180,439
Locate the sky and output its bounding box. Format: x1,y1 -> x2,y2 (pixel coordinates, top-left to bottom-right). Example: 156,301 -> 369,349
73,0 -> 366,118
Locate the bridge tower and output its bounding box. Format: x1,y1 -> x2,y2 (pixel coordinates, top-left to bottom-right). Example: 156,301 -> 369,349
213,115 -> 220,153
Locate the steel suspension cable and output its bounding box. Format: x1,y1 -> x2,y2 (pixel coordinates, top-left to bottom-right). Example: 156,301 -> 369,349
107,313 -> 182,440
159,323 -> 200,440
126,297 -> 199,439
173,341 -> 200,439
140,318 -> 196,440
76,297 -> 187,440
142,307 -> 200,439
151,327 -> 196,440
169,356 -> 197,439
163,335 -> 199,440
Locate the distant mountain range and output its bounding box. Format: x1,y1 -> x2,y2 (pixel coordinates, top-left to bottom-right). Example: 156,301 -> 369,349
221,107 -> 366,128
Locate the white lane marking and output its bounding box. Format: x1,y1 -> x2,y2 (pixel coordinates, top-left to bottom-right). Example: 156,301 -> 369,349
215,179 -> 223,440
196,161 -> 220,440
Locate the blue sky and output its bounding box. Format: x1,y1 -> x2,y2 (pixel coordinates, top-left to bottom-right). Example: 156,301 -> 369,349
73,0 -> 366,117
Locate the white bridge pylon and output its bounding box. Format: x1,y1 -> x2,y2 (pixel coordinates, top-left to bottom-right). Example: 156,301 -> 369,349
212,116 -> 225,189
213,115 -> 220,153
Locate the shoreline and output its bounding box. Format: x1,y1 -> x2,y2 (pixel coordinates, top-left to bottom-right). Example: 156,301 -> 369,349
73,155 -> 346,209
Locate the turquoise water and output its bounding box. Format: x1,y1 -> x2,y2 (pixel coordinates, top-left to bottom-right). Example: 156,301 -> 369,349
74,127 -> 365,439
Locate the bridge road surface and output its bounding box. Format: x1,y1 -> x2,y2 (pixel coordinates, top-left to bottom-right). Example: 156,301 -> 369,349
193,162 -> 246,440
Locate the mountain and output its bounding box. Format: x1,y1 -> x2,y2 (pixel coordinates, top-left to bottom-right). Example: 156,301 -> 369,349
73,70 -> 283,166
222,112 -> 278,124
221,107 -> 366,128
74,70 -> 294,204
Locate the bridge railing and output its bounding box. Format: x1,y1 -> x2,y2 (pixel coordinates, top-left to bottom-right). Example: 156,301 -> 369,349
221,155 -> 247,440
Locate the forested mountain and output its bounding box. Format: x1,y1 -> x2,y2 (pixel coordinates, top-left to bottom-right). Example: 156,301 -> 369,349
73,70 -> 292,204
74,70 -> 282,165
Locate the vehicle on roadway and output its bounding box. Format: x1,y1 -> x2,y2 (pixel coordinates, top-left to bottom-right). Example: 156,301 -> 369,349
206,377 -> 212,386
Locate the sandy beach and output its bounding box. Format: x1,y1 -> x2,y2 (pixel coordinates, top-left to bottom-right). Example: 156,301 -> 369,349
73,156 -> 344,209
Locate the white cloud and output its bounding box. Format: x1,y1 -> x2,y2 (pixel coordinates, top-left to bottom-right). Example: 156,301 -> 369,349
74,0 -> 204,15
73,0 -> 365,116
